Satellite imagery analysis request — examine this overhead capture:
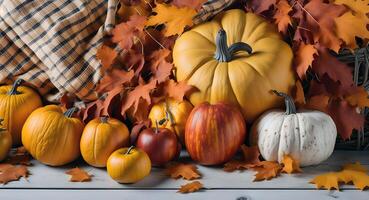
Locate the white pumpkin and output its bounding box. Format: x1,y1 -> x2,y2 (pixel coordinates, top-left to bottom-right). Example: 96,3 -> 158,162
251,90 -> 337,167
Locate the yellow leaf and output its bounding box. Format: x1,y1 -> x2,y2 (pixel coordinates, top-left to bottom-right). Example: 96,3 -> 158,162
343,162 -> 368,173
281,155 -> 303,174
146,4 -> 197,37
351,171 -> 369,190
334,0 -> 369,49
310,172 -> 340,190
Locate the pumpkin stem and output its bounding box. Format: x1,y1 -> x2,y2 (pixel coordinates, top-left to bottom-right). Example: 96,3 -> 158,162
100,116 -> 109,123
214,29 -> 252,62
8,79 -> 25,95
63,107 -> 78,118
272,90 -> 297,115
125,146 -> 135,155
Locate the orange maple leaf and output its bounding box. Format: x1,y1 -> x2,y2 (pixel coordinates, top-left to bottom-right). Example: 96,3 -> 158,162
162,80 -> 197,101
165,162 -> 201,180
66,167 -> 92,182
294,42 -> 318,79
171,0 -> 207,10
281,155 -> 303,174
253,161 -> 282,182
0,164 -> 29,184
96,45 -> 117,73
344,86 -> 369,109
177,181 -> 204,193
273,0 -> 292,34
112,15 -> 147,50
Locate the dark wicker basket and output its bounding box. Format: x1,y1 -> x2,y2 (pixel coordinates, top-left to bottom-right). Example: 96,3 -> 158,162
335,46 -> 369,150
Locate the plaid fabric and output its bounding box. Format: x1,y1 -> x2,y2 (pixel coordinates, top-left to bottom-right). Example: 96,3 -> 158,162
0,0 -> 120,101
0,0 -> 231,102
193,0 -> 237,24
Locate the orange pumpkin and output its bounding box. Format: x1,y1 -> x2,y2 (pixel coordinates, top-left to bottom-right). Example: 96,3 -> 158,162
80,116 -> 130,167
185,102 -> 246,165
22,105 -> 83,166
0,119 -> 12,162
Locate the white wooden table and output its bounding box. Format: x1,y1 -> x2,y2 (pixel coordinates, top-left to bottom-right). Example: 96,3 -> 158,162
1,151 -> 369,200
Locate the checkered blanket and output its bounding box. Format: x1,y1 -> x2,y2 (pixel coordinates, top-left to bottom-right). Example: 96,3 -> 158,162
0,0 -> 235,101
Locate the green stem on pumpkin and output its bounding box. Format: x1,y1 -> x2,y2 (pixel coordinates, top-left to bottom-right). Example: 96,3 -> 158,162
272,90 -> 297,115
214,29 -> 253,62
8,79 -> 25,95
100,116 -> 109,123
63,107 -> 78,118
125,146 -> 135,155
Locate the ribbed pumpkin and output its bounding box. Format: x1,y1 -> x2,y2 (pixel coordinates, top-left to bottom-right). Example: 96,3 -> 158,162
0,79 -> 42,145
173,9 -> 295,121
80,116 -> 130,167
22,105 -> 84,166
185,102 -> 246,165
148,98 -> 193,144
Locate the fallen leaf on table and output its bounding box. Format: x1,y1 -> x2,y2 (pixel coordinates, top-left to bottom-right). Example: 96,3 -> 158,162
334,0 -> 369,50
253,161 -> 282,182
177,181 -> 204,193
66,167 -> 92,182
294,42 -> 318,79
310,162 -> 369,190
223,145 -> 261,172
5,146 -> 32,166
281,155 -> 302,174
273,0 -> 292,34
166,162 -> 201,180
0,164 -> 29,184
146,3 -> 197,36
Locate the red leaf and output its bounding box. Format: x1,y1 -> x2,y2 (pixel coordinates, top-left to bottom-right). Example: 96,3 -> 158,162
171,0 -> 207,10
247,0 -> 276,14
120,50 -> 145,77
112,15 -> 147,50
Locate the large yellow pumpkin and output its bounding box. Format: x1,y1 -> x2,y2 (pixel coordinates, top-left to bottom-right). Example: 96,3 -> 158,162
80,116 -> 130,167
22,105 -> 84,166
148,98 -> 193,144
0,79 -> 42,145
173,9 -> 295,121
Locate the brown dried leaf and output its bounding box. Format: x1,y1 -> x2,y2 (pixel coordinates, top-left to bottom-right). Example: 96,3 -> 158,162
273,0 -> 292,34
66,167 -> 92,182
253,161 -> 282,181
177,181 -> 203,193
5,147 -> 32,166
166,162 -> 201,180
96,45 -> 118,72
171,0 -> 207,10
0,164 -> 29,184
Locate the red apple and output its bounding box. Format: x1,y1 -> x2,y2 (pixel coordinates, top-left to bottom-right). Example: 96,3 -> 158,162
136,121 -> 181,166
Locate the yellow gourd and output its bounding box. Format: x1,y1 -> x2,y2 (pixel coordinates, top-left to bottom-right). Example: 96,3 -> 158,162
22,105 -> 83,166
148,98 -> 193,143
173,9 -> 295,121
80,116 -> 130,167
0,79 -> 42,145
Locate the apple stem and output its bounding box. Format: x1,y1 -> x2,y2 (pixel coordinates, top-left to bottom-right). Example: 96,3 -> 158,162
100,116 -> 108,123
125,146 -> 135,155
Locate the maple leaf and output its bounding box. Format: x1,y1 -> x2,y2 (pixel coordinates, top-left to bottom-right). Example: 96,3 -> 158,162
334,0 -> 369,49
177,181 -> 204,193
146,3 -> 197,37
147,48 -> 171,72
152,61 -> 173,84
223,160 -> 249,172
304,0 -> 347,52
148,49 -> 173,84
343,162 -> 368,173
96,45 -> 117,72
305,95 -> 330,112
0,164 -> 29,184
273,0 -> 292,34
117,0 -> 152,21
310,172 -> 341,190
327,99 -> 364,140
121,49 -> 145,77
345,85 -> 369,109
171,0 -> 207,10
121,79 -> 156,116
294,42 -> 318,79
97,69 -> 134,92
252,161 -> 282,182
312,46 -> 353,87
165,162 -> 201,180
112,14 -> 147,50
66,167 -> 92,182
162,80 -> 196,101
5,147 -> 32,166
350,171 -> 369,190
292,80 -> 306,106
247,0 -> 276,14
281,155 -> 303,174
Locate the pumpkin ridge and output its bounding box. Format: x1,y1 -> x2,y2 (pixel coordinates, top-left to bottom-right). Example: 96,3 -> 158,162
225,62 -> 242,108
190,30 -> 217,46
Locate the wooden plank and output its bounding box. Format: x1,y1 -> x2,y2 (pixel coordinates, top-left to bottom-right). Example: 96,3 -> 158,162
0,151 -> 368,189
0,189 -> 368,200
